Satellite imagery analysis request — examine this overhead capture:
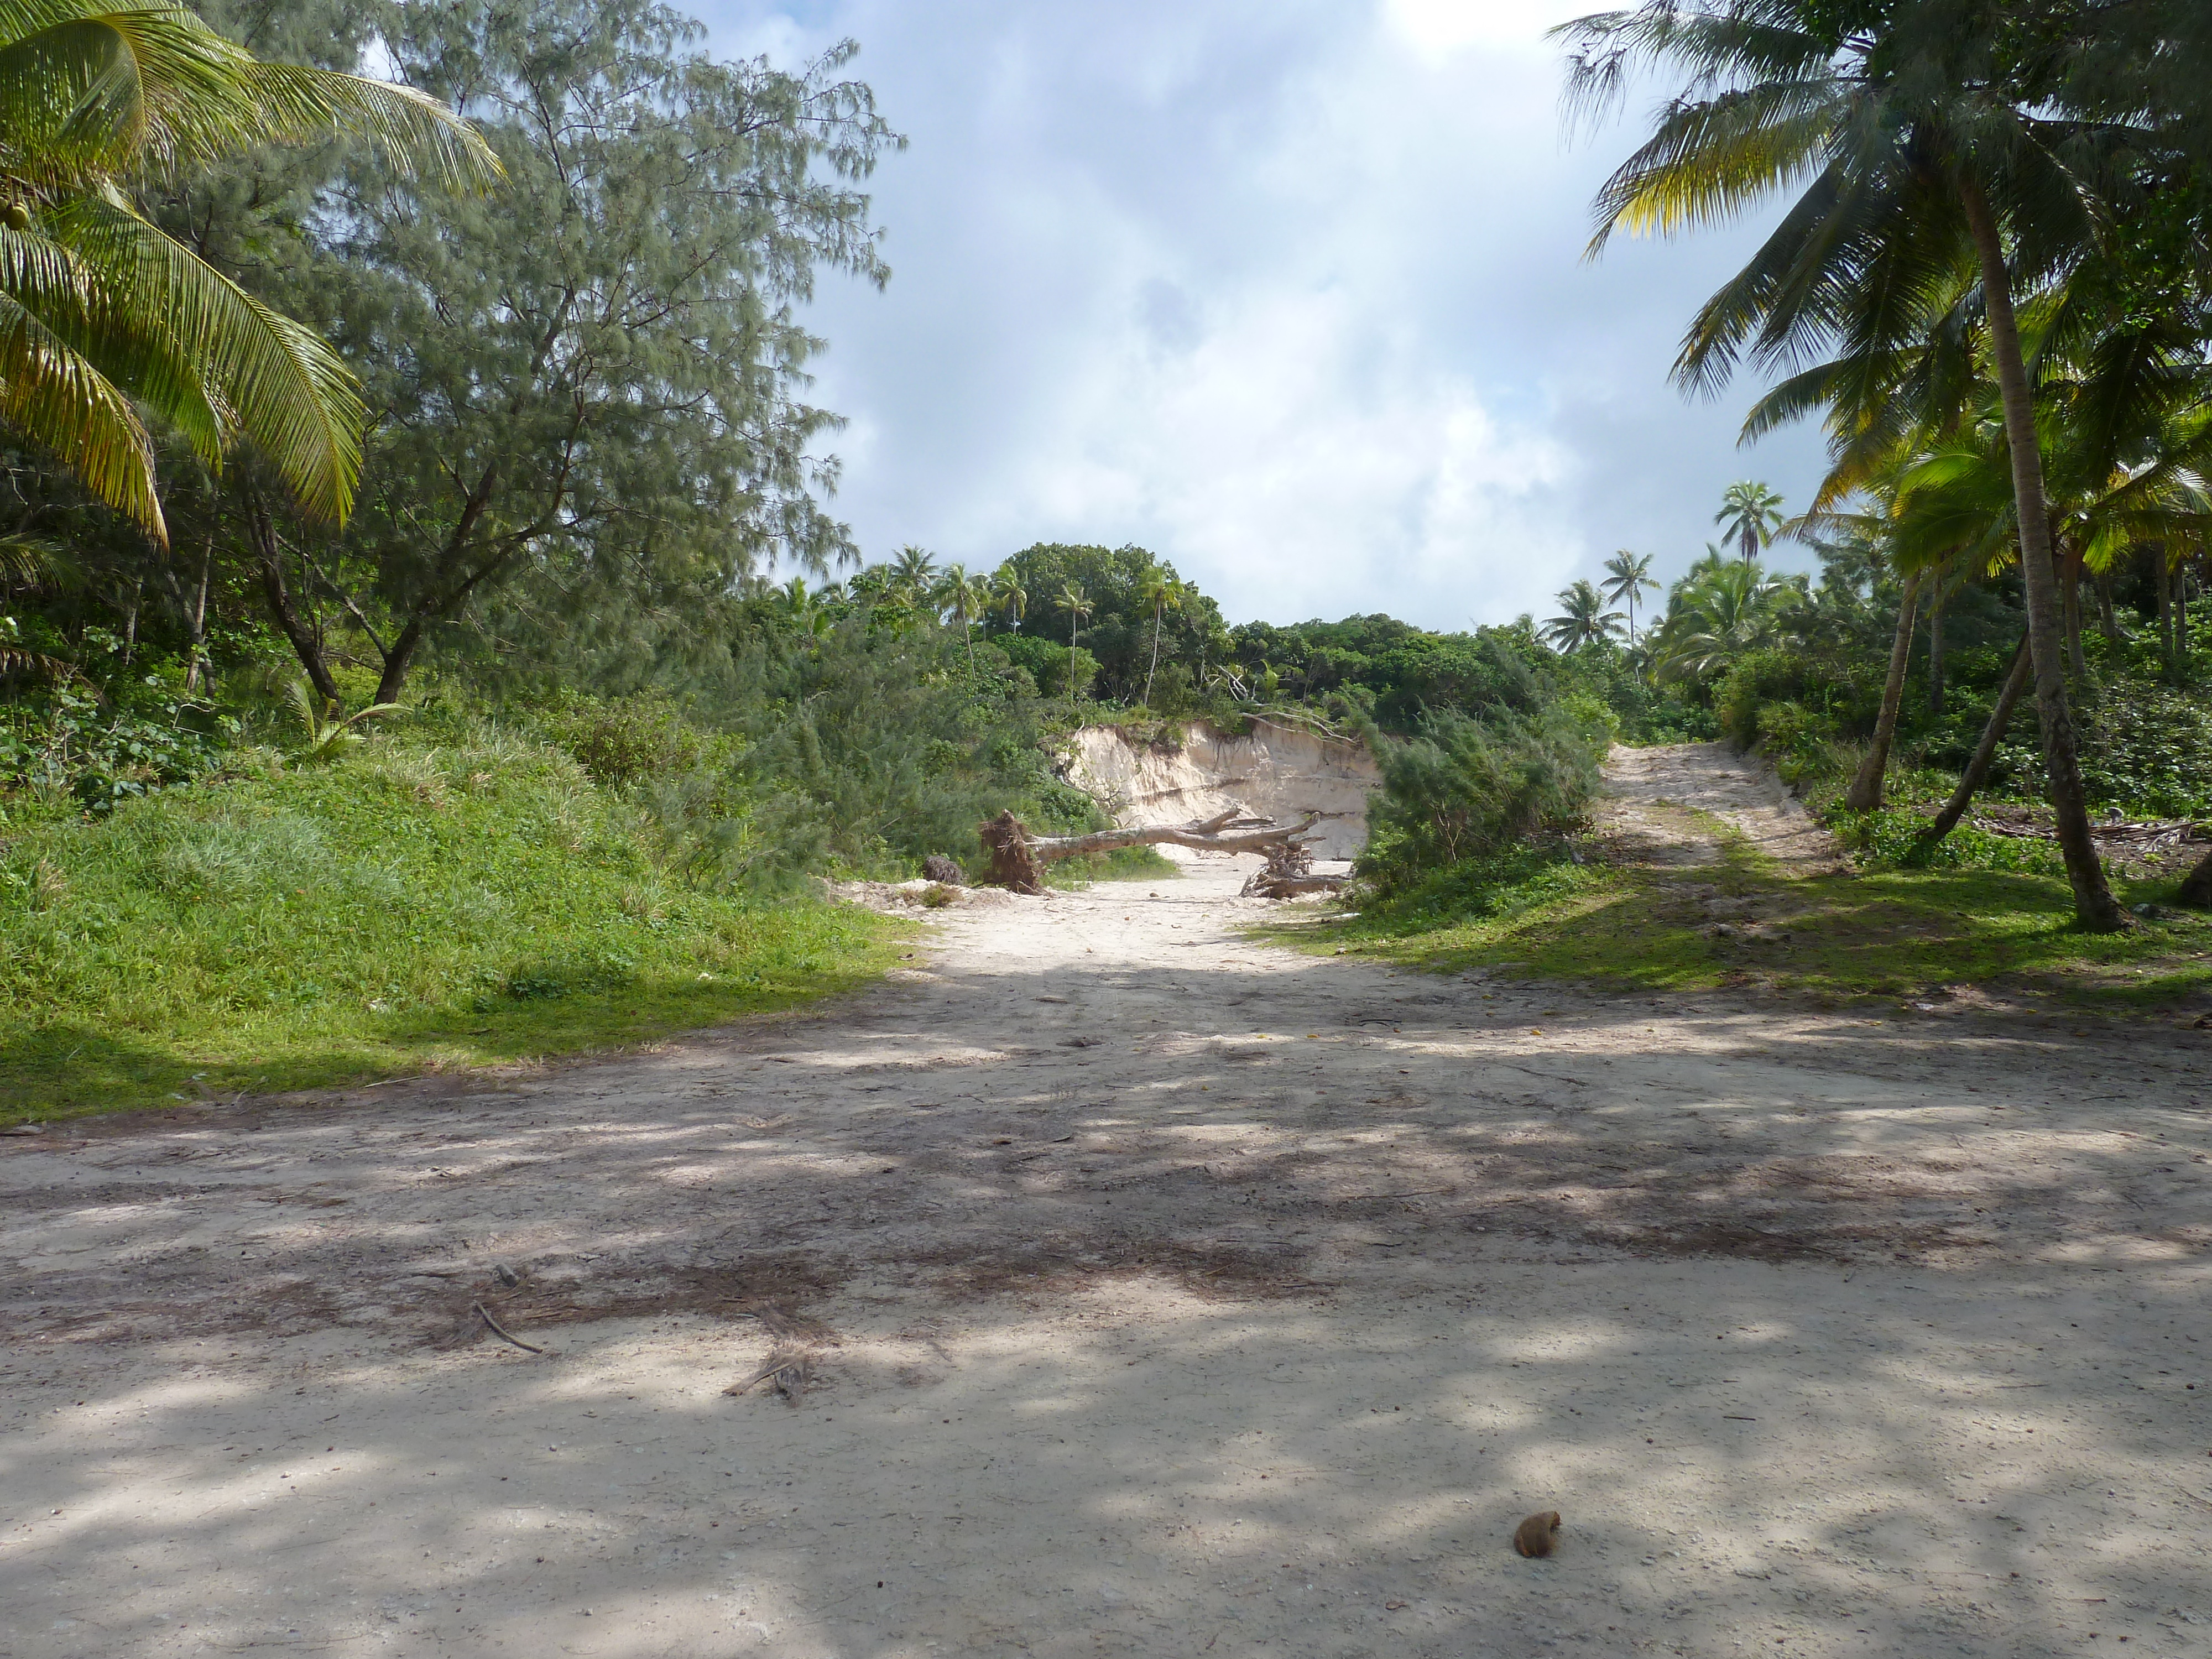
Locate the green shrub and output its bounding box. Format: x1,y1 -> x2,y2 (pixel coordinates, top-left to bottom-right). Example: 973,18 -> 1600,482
1983,679 -> 2212,818
1146,660 -> 1197,717
995,634 -> 1098,700
1828,806 -> 2070,875
1353,841 -> 1598,930
539,690 -> 734,788
1358,703 -> 1605,893
1713,648 -> 1865,748
1754,700 -> 1845,787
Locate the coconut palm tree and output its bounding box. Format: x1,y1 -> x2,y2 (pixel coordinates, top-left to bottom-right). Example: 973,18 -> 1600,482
1600,550 -> 1658,640
1556,0 -> 2134,927
890,545 -> 938,595
0,0 -> 498,544
1056,580 -> 1094,705
1541,578 -> 1626,653
992,570 -> 1027,633
933,563 -> 989,675
1650,561 -> 1805,682
1715,482 -> 1787,565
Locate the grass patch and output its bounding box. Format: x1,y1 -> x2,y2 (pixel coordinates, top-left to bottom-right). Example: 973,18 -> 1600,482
0,732 -> 907,1125
1261,820 -> 2212,1008
1047,843 -> 1182,886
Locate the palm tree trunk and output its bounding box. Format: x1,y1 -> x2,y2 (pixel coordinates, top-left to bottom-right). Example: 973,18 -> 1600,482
186,536 -> 212,693
2177,845 -> 2212,907
2180,554 -> 2192,672
1959,180 -> 2126,930
2061,542 -> 2086,679
1145,603 -> 1164,705
1928,570 -> 1945,718
2154,548 -> 2175,678
1844,567 -> 1923,812
1917,632 -> 2031,848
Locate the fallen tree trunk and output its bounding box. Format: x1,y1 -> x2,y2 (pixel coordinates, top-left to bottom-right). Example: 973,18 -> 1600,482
977,807 -> 1323,895
1243,870 -> 1348,898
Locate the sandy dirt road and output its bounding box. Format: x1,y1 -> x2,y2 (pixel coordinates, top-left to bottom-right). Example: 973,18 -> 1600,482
4,747 -> 2212,1658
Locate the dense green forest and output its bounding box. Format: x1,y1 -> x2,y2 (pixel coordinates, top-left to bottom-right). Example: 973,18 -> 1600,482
6,0 -> 2212,1115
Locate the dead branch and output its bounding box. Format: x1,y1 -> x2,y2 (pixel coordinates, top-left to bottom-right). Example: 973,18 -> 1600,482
726,1348 -> 813,1404
473,1301 -> 545,1355
1240,832 -> 1348,899
1969,813 -> 2210,847
1244,872 -> 1349,898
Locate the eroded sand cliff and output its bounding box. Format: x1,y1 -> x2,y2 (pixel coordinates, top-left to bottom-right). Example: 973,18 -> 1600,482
1063,717 -> 1380,857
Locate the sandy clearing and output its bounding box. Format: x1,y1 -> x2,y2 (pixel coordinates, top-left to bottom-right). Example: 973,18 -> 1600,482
4,747 -> 2212,1658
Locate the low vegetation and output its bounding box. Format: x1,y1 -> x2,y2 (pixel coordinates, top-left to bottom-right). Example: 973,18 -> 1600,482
1282,820 -> 2212,1011
0,729 -> 905,1125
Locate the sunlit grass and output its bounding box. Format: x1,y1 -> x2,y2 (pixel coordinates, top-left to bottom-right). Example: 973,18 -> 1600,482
1259,822 -> 2212,1007
0,734 -> 907,1124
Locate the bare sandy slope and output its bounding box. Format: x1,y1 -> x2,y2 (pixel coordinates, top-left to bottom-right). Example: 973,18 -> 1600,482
1601,742 -> 1846,874
5,749 -> 2212,1659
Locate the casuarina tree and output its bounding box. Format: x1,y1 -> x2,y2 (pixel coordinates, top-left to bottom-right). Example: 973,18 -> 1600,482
286,0 -> 900,704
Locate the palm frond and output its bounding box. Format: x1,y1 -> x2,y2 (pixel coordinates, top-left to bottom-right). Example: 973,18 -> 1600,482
53,190 -> 363,519
0,283 -> 159,534
0,0 -> 497,187
1589,79 -> 1837,254
0,530 -> 71,585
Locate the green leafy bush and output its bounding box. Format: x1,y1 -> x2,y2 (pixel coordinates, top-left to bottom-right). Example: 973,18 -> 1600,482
0,680 -> 229,815
1751,700 -> 1844,787
540,691 -> 735,788
1985,680 -> 2212,818
1357,703 -> 1606,894
1828,806 -> 2070,875
1352,841 -> 1598,930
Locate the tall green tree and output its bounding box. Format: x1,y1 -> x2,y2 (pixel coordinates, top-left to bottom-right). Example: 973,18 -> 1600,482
933,562 -> 989,675
282,1 -> 898,703
891,545 -> 938,594
1138,566 -> 1182,705
1056,579 -> 1093,704
992,568 -> 1027,633
1557,0 -> 2143,927
1541,578 -> 1626,652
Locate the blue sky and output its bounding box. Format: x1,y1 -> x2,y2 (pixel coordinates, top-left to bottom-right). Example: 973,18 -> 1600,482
703,0 -> 1830,632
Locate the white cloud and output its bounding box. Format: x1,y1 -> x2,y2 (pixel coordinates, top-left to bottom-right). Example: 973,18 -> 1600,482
1383,0 -> 1568,61
705,0 -> 1832,628
952,285 -> 1581,625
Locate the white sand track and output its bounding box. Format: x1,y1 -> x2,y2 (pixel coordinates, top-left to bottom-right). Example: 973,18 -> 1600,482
3,748 -> 2211,1658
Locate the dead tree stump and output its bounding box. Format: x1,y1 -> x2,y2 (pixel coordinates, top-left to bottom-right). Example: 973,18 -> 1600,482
978,811 -> 1048,895
1240,836 -> 1347,898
